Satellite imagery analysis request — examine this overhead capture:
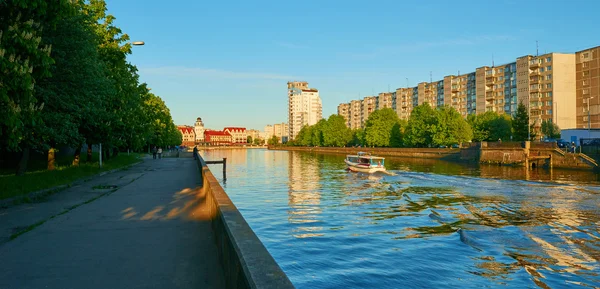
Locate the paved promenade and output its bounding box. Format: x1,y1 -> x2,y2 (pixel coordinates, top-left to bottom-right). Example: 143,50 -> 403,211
0,157 -> 224,289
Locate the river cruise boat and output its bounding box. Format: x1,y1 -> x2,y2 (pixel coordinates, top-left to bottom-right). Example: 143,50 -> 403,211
344,152 -> 386,173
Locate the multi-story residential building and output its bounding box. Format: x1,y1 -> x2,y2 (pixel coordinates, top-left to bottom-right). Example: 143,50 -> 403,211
517,53 -> 576,133
337,44 -> 600,132
576,46 -> 600,129
247,129 -> 260,141
395,87 -> 414,120
361,96 -> 377,127
224,127 -> 247,144
349,100 -> 362,129
273,123 -> 289,143
377,92 -> 393,110
264,125 -> 273,140
443,74 -> 468,116
194,117 -> 205,143
177,125 -> 195,147
337,103 -> 350,127
288,81 -> 322,140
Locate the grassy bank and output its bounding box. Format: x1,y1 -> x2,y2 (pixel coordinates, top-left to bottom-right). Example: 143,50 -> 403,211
0,153 -> 143,201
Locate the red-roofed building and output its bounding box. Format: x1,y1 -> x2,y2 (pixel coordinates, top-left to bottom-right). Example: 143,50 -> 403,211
177,125 -> 196,146
204,130 -> 232,145
223,127 -> 247,144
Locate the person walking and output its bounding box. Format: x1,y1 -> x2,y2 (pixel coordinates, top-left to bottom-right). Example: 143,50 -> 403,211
158,147 -> 163,159
152,146 -> 157,159
193,146 -> 198,160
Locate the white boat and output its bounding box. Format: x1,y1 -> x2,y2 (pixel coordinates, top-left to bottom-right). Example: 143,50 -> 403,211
344,152 -> 386,173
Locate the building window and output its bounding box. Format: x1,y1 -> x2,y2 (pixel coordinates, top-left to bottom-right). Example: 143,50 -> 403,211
546,101 -> 552,106
584,116 -> 588,121
583,71 -> 590,76
547,110 -> 552,115
547,65 -> 552,71
583,53 -> 589,58
583,80 -> 589,86
583,62 -> 589,68
546,57 -> 551,62
547,92 -> 553,97
540,67 -> 545,72
546,74 -> 552,80
547,83 -> 552,89
583,88 -> 589,94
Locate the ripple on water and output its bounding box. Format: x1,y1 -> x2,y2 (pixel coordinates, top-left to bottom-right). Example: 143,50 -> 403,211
205,149 -> 600,289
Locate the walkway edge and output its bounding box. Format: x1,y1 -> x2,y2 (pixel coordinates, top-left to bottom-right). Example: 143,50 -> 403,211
0,160 -> 143,209
196,153 -> 295,289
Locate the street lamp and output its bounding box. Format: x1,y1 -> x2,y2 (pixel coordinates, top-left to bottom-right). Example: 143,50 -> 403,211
588,96 -> 594,137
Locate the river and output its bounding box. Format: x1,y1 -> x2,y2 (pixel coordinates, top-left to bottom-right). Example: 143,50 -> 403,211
200,148 -> 600,289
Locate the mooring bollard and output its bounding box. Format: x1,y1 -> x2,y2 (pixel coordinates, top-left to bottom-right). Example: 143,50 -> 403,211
223,158 -> 227,181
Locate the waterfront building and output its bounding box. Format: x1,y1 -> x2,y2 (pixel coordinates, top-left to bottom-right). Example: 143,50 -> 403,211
194,117 -> 205,143
273,123 -> 289,143
576,46 -> 600,129
264,125 -> 274,141
247,129 -> 261,141
223,127 -> 247,144
177,125 -> 195,146
337,103 -> 350,127
288,81 -> 322,140
204,130 -> 232,145
336,44 -> 600,132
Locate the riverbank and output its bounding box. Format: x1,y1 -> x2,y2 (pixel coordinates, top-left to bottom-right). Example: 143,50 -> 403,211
268,146 -> 460,160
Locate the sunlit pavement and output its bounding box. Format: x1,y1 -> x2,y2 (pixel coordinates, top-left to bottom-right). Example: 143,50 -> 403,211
0,158 -> 224,289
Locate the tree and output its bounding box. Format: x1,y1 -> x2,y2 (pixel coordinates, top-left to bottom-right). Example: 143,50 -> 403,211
541,119 -> 561,139
390,119 -> 408,147
364,108 -> 399,147
253,137 -> 263,145
322,114 -> 352,147
247,136 -> 253,144
405,103 -> 437,147
512,103 -> 530,141
349,129 -> 365,147
431,106 -> 473,147
468,111 -> 512,142
268,135 -> 279,145
311,119 -> 327,147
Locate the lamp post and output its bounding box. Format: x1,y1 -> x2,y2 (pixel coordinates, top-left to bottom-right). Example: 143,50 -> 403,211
588,96 -> 594,137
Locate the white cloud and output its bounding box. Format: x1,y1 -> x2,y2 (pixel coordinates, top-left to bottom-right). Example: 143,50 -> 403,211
139,66 -> 298,80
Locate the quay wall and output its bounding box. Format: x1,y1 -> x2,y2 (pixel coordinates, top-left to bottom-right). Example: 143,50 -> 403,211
195,153 -> 295,289
267,146 -> 460,160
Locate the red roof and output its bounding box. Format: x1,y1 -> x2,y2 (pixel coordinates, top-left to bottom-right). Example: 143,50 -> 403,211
177,126 -> 194,134
204,130 -> 231,136
223,127 -> 246,132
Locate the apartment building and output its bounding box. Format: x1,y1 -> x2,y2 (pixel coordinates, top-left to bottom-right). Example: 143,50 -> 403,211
336,44 -> 600,131
576,46 -> 600,129
377,92 -> 393,109
247,129 -> 260,141
273,122 -> 289,143
337,103 -> 350,127
349,100 -> 362,129
264,125 -> 273,140
288,81 -> 322,140
361,96 -> 377,127
223,127 -> 247,144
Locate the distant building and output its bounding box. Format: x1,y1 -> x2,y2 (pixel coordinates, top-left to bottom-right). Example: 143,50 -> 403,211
223,127 -> 247,144
194,117 -> 205,143
264,125 -> 274,141
288,81 -> 322,140
247,129 -> 261,142
204,130 -> 232,145
177,125 -> 195,146
273,123 -> 289,143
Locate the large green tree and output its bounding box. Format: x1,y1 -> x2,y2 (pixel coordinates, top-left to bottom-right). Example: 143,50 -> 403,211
512,103 -> 530,141
390,119 -> 408,147
405,103 -> 437,147
541,119 -> 561,139
431,106 -> 473,147
364,108 -> 400,147
467,111 -> 512,142
322,114 -> 352,147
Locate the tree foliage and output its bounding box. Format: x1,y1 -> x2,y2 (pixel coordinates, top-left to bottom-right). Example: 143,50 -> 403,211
541,119 -> 561,139
512,103 -> 530,141
467,111 -> 512,142
268,135 -> 280,145
322,114 -> 352,147
431,106 -> 473,146
405,103 -> 437,147
364,108 -> 400,147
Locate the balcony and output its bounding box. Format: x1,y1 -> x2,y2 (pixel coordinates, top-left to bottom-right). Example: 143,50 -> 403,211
530,60 -> 540,68
530,77 -> 540,84
451,85 -> 460,92
485,73 -> 495,80
530,69 -> 539,76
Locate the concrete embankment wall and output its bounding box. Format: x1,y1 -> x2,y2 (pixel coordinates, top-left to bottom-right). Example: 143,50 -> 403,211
195,153 -> 295,289
268,146 -> 461,160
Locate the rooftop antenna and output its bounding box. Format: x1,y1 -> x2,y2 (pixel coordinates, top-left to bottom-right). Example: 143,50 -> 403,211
492,53 -> 495,67
430,71 -> 432,83
536,40 -> 539,56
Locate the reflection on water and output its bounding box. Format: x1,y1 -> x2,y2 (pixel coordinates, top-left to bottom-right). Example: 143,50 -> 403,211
205,149 -> 600,289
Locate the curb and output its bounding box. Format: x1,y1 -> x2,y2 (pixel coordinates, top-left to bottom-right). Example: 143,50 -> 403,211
0,160 -> 144,209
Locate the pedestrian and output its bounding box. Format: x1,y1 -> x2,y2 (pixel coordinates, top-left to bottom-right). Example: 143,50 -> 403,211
498,138 -> 502,143
158,147 -> 163,159
571,142 -> 576,153
193,146 -> 198,160
152,146 -> 157,159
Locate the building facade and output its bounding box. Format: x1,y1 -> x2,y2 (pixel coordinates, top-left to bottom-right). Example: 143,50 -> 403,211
204,130 -> 232,145
336,45 -> 600,133
264,125 -> 274,141
177,126 -> 195,147
223,127 -> 247,144
288,81 -> 323,140
273,123 -> 289,143
247,129 -> 261,141
194,117 -> 205,143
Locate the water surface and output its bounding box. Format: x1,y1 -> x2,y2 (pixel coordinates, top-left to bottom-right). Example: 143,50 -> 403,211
201,149 -> 600,288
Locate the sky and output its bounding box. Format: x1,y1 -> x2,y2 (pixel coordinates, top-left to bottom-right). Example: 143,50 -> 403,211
106,0 -> 600,131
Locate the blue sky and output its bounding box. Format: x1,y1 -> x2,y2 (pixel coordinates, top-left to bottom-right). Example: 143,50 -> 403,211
107,0 -> 600,131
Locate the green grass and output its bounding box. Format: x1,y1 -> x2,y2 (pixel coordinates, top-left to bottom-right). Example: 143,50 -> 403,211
0,154 -> 142,201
